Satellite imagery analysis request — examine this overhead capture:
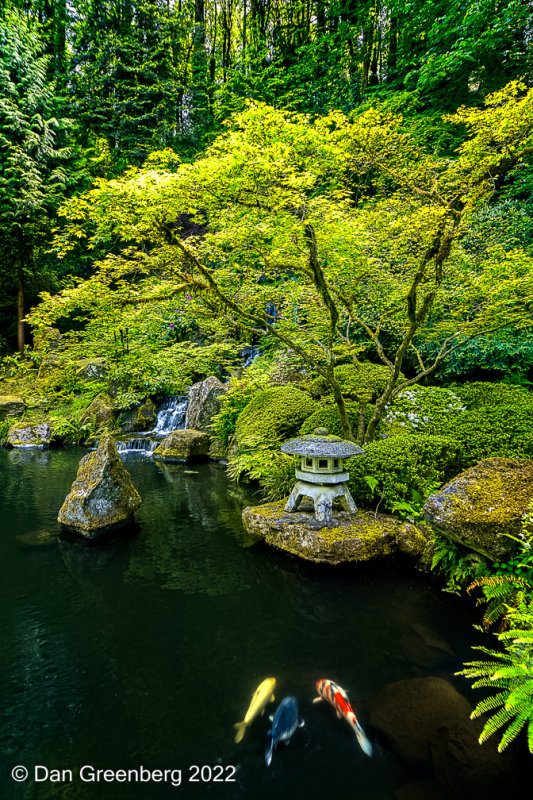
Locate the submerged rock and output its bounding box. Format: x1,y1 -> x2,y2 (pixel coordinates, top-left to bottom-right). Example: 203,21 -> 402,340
242,501 -> 402,564
58,434 -> 141,537
370,677 -> 520,800
423,457 -> 533,561
152,429 -> 210,462
0,395 -> 25,420
7,422 -> 52,449
185,376 -> 227,432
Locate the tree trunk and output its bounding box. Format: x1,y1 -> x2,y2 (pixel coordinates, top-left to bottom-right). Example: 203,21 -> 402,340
17,238 -> 25,355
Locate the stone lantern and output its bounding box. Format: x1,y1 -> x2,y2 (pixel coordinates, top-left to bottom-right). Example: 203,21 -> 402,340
281,427 -> 364,525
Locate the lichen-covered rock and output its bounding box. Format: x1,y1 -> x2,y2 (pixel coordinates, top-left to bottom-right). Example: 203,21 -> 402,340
242,501 -> 400,564
423,457 -> 533,561
81,392 -> 115,430
120,399 -> 157,433
75,357 -> 108,382
152,429 -> 210,462
33,326 -> 62,352
58,434 -> 141,536
0,395 -> 25,420
185,376 -> 228,432
7,423 -> 52,449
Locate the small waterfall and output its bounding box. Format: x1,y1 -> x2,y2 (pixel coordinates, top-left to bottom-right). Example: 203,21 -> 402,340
153,395 -> 188,434
240,346 -> 261,368
115,437 -> 158,454
115,394 -> 189,456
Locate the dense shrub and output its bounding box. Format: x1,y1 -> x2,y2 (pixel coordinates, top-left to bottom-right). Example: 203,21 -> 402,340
299,403 -> 353,437
347,434 -> 460,511
431,383 -> 533,469
383,382 -> 533,470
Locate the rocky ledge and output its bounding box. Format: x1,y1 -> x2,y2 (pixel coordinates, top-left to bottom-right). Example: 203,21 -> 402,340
242,501 -> 431,565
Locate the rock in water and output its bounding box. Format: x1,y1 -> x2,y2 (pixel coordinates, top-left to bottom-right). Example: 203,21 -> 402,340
152,429 -> 210,462
58,434 -> 141,537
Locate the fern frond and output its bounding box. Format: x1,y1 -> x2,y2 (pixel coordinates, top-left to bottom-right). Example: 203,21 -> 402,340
478,705 -> 516,743
469,692 -> 507,717
497,708 -> 531,752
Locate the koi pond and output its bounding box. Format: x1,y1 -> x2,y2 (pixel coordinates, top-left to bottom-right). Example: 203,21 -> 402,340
0,448 -> 524,799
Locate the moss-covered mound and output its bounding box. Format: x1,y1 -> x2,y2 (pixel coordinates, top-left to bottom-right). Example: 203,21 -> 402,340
235,386 -> 317,449
423,457 -> 533,561
299,404 -> 355,438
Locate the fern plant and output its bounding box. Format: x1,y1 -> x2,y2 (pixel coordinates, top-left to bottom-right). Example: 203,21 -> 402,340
457,604 -> 533,753
431,533 -> 489,594
467,575 -> 531,631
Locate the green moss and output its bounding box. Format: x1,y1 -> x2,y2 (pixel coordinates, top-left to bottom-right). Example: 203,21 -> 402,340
235,386 -> 317,448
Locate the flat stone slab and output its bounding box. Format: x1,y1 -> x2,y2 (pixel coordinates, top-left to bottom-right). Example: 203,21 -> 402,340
242,501 -> 409,564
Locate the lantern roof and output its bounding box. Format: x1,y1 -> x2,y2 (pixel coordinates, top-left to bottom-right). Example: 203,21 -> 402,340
281,428 -> 364,458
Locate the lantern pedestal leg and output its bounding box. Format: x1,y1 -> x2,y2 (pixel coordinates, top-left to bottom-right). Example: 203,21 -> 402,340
339,486 -> 357,514
284,484 -> 304,513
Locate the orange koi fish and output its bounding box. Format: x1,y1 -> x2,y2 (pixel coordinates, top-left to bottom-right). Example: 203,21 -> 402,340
313,678 -> 372,756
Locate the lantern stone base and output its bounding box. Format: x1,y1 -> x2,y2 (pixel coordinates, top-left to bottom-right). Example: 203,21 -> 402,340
285,478 -> 357,523
242,500 -> 431,565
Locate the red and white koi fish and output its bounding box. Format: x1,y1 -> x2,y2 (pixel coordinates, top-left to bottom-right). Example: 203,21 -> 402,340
313,678 -> 372,756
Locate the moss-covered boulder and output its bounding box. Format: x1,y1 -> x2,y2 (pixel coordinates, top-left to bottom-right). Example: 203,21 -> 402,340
423,458 -> 533,561
152,429 -> 210,462
120,399 -> 157,433
0,395 -> 25,420
81,392 -> 115,430
185,376 -> 228,432
235,386 -> 317,449
242,501 -> 401,564
58,434 -> 141,536
7,423 -> 52,449
75,357 -> 108,382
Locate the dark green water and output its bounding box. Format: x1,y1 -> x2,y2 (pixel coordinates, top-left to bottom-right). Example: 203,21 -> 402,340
0,448 -> 497,799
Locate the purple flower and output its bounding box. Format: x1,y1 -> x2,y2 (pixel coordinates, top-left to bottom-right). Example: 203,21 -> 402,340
170,324 -> 175,328
185,294 -> 192,302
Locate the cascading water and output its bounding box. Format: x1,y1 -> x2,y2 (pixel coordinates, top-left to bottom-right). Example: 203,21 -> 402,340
152,395 -> 188,434
116,395 -> 189,455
